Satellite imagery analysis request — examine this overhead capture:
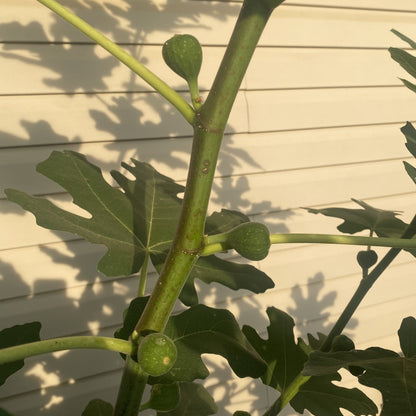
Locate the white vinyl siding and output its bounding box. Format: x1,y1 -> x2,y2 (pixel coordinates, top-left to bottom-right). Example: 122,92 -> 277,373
1,1 -> 416,415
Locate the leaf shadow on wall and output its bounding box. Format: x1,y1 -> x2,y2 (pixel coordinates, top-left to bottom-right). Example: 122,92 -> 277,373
0,1 -> 350,415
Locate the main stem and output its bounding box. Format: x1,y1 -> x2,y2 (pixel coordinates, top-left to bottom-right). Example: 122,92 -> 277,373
135,0 -> 276,335
114,1 -> 279,414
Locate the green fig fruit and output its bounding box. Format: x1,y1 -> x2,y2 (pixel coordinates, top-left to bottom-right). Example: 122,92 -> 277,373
162,34 -> 202,108
227,222 -> 271,261
357,250 -> 378,269
331,334 -> 355,352
137,333 -> 177,377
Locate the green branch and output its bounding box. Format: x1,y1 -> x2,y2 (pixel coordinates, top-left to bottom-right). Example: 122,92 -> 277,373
134,0 -> 278,335
36,0 -> 195,124
263,214 -> 416,416
0,336 -> 133,364
320,214 -> 416,352
114,0 -> 283,412
113,357 -> 148,416
201,232 -> 416,256
263,373 -> 310,416
269,233 -> 416,249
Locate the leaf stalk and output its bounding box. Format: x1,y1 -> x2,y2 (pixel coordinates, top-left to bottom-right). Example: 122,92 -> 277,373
138,250 -> 150,297
0,336 -> 133,364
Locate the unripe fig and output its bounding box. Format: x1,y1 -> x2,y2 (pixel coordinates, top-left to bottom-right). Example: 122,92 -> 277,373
227,222 -> 271,261
137,333 -> 177,377
357,250 -> 378,269
330,335 -> 364,376
162,34 -> 202,108
331,334 -> 355,352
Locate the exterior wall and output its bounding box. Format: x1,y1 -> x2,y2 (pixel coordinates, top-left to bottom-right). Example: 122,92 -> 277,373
1,1 -> 416,415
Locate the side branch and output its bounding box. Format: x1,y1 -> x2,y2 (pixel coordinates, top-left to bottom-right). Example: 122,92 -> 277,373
202,232 -> 416,256
0,336 -> 133,364
37,0 -> 195,124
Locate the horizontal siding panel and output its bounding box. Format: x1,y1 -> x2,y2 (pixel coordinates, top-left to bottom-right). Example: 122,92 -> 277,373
230,279 -> 416,343
247,87 -> 416,132
2,160 -> 415,249
209,158 -> 415,213
0,123 -> 409,198
0,370 -> 122,416
0,137 -> 193,198
0,0 -> 240,44
262,6 -> 416,48
0,44 -> 223,95
1,87 -> 414,149
1,2 -> 415,48
209,0 -> 416,12
247,48 -> 408,90
346,294 -> 416,344
0,92 -> 246,148
0,279 -> 135,339
359,333 -> 400,351
260,244 -> 410,294
285,0 -> 416,11
0,241 -> 108,300
0,45 -> 409,95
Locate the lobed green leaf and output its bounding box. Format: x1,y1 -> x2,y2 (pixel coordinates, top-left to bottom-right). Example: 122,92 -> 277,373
305,198 -> 407,236
303,317 -> 416,416
290,373 -> 378,416
243,308 -> 377,416
243,307 -> 306,391
5,151 -> 273,303
6,151 -> 144,277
